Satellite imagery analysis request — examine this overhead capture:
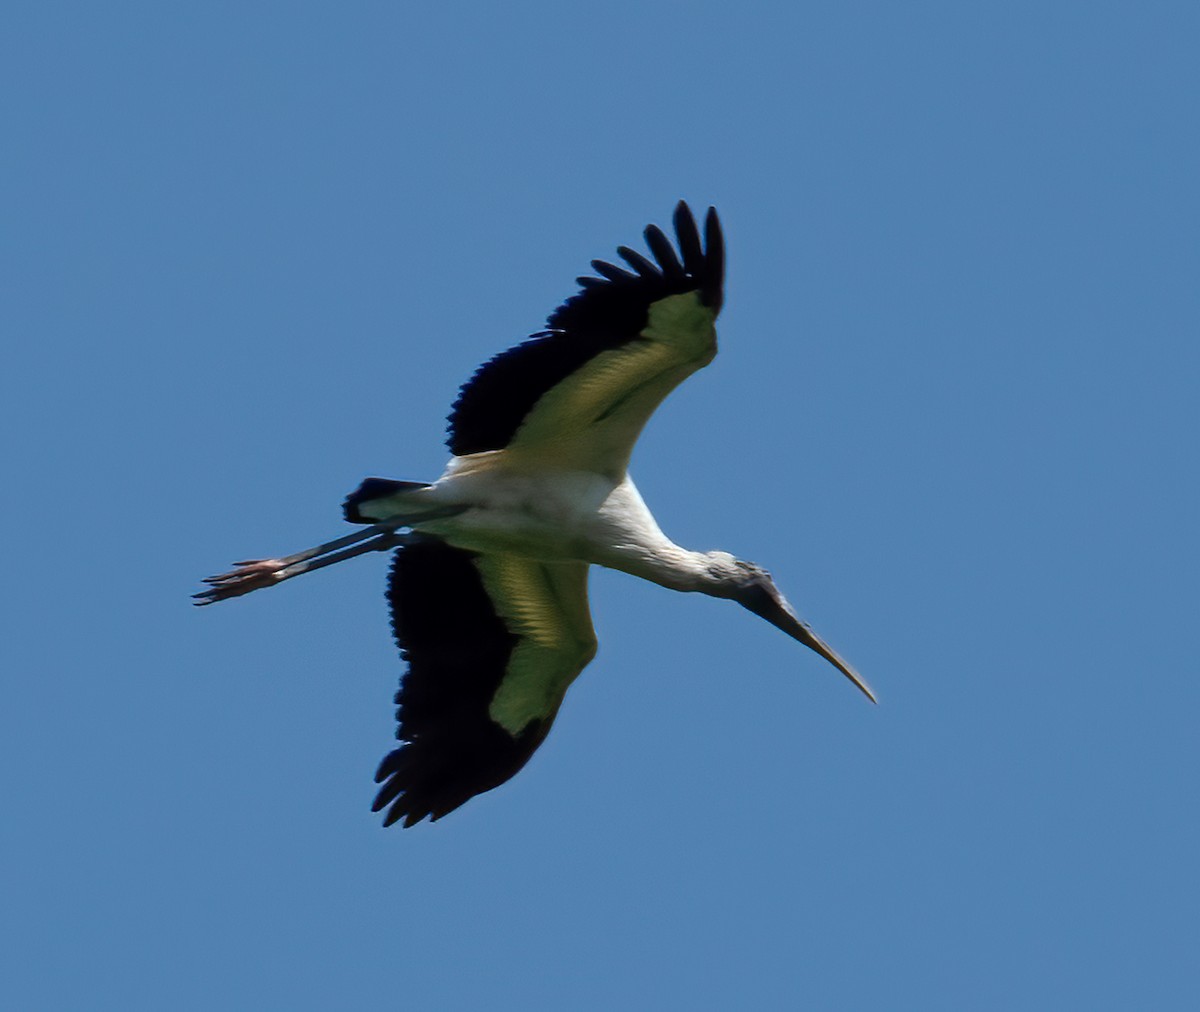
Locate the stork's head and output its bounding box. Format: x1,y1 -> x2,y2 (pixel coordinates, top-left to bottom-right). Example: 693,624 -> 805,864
703,552 -> 876,703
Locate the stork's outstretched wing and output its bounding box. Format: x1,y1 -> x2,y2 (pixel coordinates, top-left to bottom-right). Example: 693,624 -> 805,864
447,201 -> 725,477
372,536 -> 597,827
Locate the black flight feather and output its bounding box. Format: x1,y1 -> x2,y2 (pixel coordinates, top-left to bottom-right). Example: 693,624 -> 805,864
643,223 -> 685,281
674,202 -> 704,277
703,207 -> 724,314
616,245 -> 658,277
590,258 -> 637,283
446,201 -> 724,456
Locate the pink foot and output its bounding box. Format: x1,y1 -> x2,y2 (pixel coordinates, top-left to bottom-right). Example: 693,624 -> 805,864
193,559 -> 288,605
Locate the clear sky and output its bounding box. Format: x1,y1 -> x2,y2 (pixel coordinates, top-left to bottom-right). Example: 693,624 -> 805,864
4,2 -> 1198,1009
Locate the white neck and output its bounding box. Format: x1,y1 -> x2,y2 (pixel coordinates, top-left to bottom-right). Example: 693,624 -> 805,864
608,542 -> 727,594
581,476 -> 741,595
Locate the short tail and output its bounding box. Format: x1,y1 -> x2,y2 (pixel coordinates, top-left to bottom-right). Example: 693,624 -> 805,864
343,478 -> 431,524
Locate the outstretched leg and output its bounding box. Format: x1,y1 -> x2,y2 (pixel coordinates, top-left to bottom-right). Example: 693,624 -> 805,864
194,523 -> 406,605
194,504 -> 467,605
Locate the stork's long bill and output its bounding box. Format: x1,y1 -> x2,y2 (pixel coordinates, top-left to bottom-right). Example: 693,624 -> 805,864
197,201 -> 874,827
737,579 -> 877,703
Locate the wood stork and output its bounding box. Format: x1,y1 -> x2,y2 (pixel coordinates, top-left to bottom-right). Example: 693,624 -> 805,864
196,202 -> 874,827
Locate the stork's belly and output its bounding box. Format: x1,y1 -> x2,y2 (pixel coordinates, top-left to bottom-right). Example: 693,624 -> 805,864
412,508 -> 591,562
410,462 -> 646,563
411,466 -> 613,561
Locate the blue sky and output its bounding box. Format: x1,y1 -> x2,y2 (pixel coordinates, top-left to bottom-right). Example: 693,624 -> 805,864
4,2 -> 1198,1008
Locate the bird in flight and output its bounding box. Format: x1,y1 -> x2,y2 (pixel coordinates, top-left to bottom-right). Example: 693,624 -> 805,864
196,202 -> 874,827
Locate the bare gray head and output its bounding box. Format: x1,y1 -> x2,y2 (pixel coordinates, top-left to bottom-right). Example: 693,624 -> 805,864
700,551 -> 876,703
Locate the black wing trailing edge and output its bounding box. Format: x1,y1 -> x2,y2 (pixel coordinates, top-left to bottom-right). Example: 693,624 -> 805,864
371,537 -> 552,827
446,201 -> 724,456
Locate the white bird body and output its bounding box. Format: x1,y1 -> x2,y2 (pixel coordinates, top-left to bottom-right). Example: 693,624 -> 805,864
363,461 -> 708,592
198,203 -> 872,827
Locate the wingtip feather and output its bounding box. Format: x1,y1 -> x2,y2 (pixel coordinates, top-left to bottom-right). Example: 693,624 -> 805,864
643,223 -> 685,280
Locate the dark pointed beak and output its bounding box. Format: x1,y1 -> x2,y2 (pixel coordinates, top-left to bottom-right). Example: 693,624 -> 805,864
739,579 -> 876,703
